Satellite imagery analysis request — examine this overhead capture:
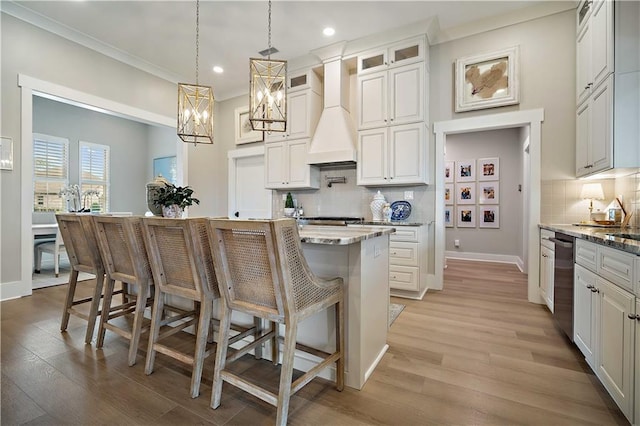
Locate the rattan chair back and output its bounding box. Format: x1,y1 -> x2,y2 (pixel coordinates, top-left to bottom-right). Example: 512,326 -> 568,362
56,213 -> 102,275
141,217 -> 219,301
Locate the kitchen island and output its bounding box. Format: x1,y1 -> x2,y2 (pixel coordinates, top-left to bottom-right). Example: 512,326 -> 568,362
295,224 -> 395,389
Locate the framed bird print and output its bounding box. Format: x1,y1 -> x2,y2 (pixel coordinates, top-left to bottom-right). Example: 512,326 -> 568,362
455,46 -> 519,112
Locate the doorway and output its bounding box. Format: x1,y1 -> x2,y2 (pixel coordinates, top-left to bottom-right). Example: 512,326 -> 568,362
433,109 -> 544,304
14,75 -> 181,300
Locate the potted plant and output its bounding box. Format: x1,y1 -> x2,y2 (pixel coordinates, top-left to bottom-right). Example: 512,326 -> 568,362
154,183 -> 200,218
284,192 -> 295,217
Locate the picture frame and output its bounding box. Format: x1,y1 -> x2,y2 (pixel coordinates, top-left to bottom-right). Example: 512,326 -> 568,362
455,46 -> 520,112
456,183 -> 475,205
479,206 -> 500,228
444,161 -> 454,183
478,182 -> 500,204
457,206 -> 476,228
456,160 -> 475,182
153,155 -> 177,184
444,183 -> 454,205
0,136 -> 13,170
478,157 -> 500,181
444,207 -> 453,228
234,106 -> 264,145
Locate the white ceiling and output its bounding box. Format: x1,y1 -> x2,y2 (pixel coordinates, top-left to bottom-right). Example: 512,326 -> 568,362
6,1 -> 560,100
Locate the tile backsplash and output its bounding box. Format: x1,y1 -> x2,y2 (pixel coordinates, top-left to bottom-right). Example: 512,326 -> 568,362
540,170 -> 640,227
272,165 -> 432,224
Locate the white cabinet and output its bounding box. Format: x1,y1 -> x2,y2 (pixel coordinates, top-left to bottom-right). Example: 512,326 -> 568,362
358,63 -> 424,130
265,89 -> 322,142
357,123 -> 426,186
576,0 -> 613,106
574,263 -> 598,368
357,37 -> 426,75
539,230 -> 555,313
264,139 -> 319,189
597,278 -> 634,420
388,225 -> 428,299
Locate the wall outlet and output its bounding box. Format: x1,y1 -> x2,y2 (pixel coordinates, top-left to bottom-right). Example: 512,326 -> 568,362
454,239 -> 460,247
404,191 -> 414,200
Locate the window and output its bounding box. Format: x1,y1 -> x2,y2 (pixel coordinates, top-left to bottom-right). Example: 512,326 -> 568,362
33,133 -> 69,212
79,141 -> 110,213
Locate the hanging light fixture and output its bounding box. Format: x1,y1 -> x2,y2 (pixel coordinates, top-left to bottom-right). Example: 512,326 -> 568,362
177,0 -> 214,144
249,0 -> 287,132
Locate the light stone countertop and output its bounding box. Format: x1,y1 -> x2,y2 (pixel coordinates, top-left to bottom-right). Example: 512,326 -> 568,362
298,225 -> 396,245
539,224 -> 640,255
353,220 -> 424,227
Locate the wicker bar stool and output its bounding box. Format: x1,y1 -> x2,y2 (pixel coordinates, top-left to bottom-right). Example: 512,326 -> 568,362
92,215 -> 154,366
56,213 -> 107,344
208,218 -> 345,426
141,217 -> 260,398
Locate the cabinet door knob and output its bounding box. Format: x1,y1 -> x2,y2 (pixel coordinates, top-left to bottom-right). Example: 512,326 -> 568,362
234,211 -> 240,217
586,284 -> 594,289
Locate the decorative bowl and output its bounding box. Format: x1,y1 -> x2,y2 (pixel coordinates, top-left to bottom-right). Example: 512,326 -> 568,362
390,201 -> 412,221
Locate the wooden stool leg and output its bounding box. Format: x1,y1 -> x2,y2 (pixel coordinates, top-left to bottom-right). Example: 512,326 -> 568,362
210,306 -> 232,409
84,272 -> 105,344
190,297 -> 212,398
97,277 -> 116,348
275,322 -> 298,426
60,269 -> 80,332
253,316 -> 263,360
145,289 -> 165,375
128,281 -> 149,366
271,321 -> 279,365
335,300 -> 345,391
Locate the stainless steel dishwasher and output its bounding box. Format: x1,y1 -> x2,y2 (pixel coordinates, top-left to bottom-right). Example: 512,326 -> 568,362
550,233 -> 575,340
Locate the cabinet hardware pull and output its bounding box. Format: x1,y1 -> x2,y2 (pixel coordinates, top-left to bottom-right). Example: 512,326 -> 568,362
586,284 -> 594,289
628,314 -> 637,320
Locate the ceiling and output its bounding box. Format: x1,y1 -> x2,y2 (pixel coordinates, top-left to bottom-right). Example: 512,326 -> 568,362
5,1 -> 556,101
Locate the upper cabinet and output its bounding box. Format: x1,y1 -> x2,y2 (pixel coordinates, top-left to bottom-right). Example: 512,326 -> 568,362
576,0 -> 613,106
356,36 -> 429,187
357,37 -> 426,75
575,0 -> 640,178
265,139 -> 320,189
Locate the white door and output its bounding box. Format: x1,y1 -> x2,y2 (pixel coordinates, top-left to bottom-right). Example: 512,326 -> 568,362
228,147 -> 272,219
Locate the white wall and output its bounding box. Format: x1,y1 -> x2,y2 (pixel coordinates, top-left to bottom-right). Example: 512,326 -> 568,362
445,128 -> 523,257
1,14 -> 175,283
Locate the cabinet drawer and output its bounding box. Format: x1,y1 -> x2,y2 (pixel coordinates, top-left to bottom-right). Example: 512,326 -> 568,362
390,227 -> 419,242
389,265 -> 419,291
540,229 -> 555,250
576,239 -> 598,272
598,245 -> 636,293
390,242 -> 418,266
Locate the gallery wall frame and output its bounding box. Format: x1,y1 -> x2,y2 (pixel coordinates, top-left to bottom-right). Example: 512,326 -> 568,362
444,161 -> 454,183
0,136 -> 13,170
456,159 -> 475,182
478,182 -> 500,204
457,206 -> 476,228
444,183 -> 454,205
444,207 -> 453,228
455,46 -> 520,112
477,157 -> 500,181
456,182 -> 476,205
479,205 -> 500,228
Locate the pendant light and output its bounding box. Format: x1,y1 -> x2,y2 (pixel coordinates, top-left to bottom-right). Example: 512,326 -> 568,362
249,0 -> 287,132
177,0 -> 214,144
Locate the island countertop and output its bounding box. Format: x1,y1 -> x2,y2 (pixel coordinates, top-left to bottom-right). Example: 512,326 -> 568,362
539,224 -> 640,255
298,225 -> 395,245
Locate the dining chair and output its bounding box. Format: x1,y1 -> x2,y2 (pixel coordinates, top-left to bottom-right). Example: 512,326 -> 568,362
141,217 -> 260,398
208,218 -> 345,426
34,229 -> 66,277
56,213 -> 106,344
92,215 -> 153,366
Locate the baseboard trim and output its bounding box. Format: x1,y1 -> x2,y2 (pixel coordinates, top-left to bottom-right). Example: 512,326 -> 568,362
391,287 -> 428,300
0,280 -> 31,301
445,251 -> 524,268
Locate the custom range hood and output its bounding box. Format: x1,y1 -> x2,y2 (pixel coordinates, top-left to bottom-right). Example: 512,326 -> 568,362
307,43 -> 357,165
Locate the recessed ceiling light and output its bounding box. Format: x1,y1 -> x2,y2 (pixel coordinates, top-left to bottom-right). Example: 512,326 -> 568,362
323,27 -> 335,37
213,66 -> 224,74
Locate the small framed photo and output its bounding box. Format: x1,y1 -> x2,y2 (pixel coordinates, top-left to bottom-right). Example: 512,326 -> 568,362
444,207 -> 453,228
479,206 -> 500,228
457,206 -> 476,228
456,160 -> 475,182
478,157 -> 499,181
478,182 -> 499,204
455,46 -> 520,112
235,106 -> 264,145
444,183 -> 454,205
0,136 -> 13,170
456,183 -> 475,205
444,161 -> 454,183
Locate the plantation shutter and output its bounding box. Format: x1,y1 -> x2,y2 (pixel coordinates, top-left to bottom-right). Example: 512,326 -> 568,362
79,141 -> 110,212
33,134 -> 69,212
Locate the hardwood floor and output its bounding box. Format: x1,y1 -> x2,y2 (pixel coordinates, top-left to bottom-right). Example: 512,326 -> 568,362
1,259 -> 629,425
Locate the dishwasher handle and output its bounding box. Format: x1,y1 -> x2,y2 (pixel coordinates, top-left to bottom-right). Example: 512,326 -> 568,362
549,237 -> 574,249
